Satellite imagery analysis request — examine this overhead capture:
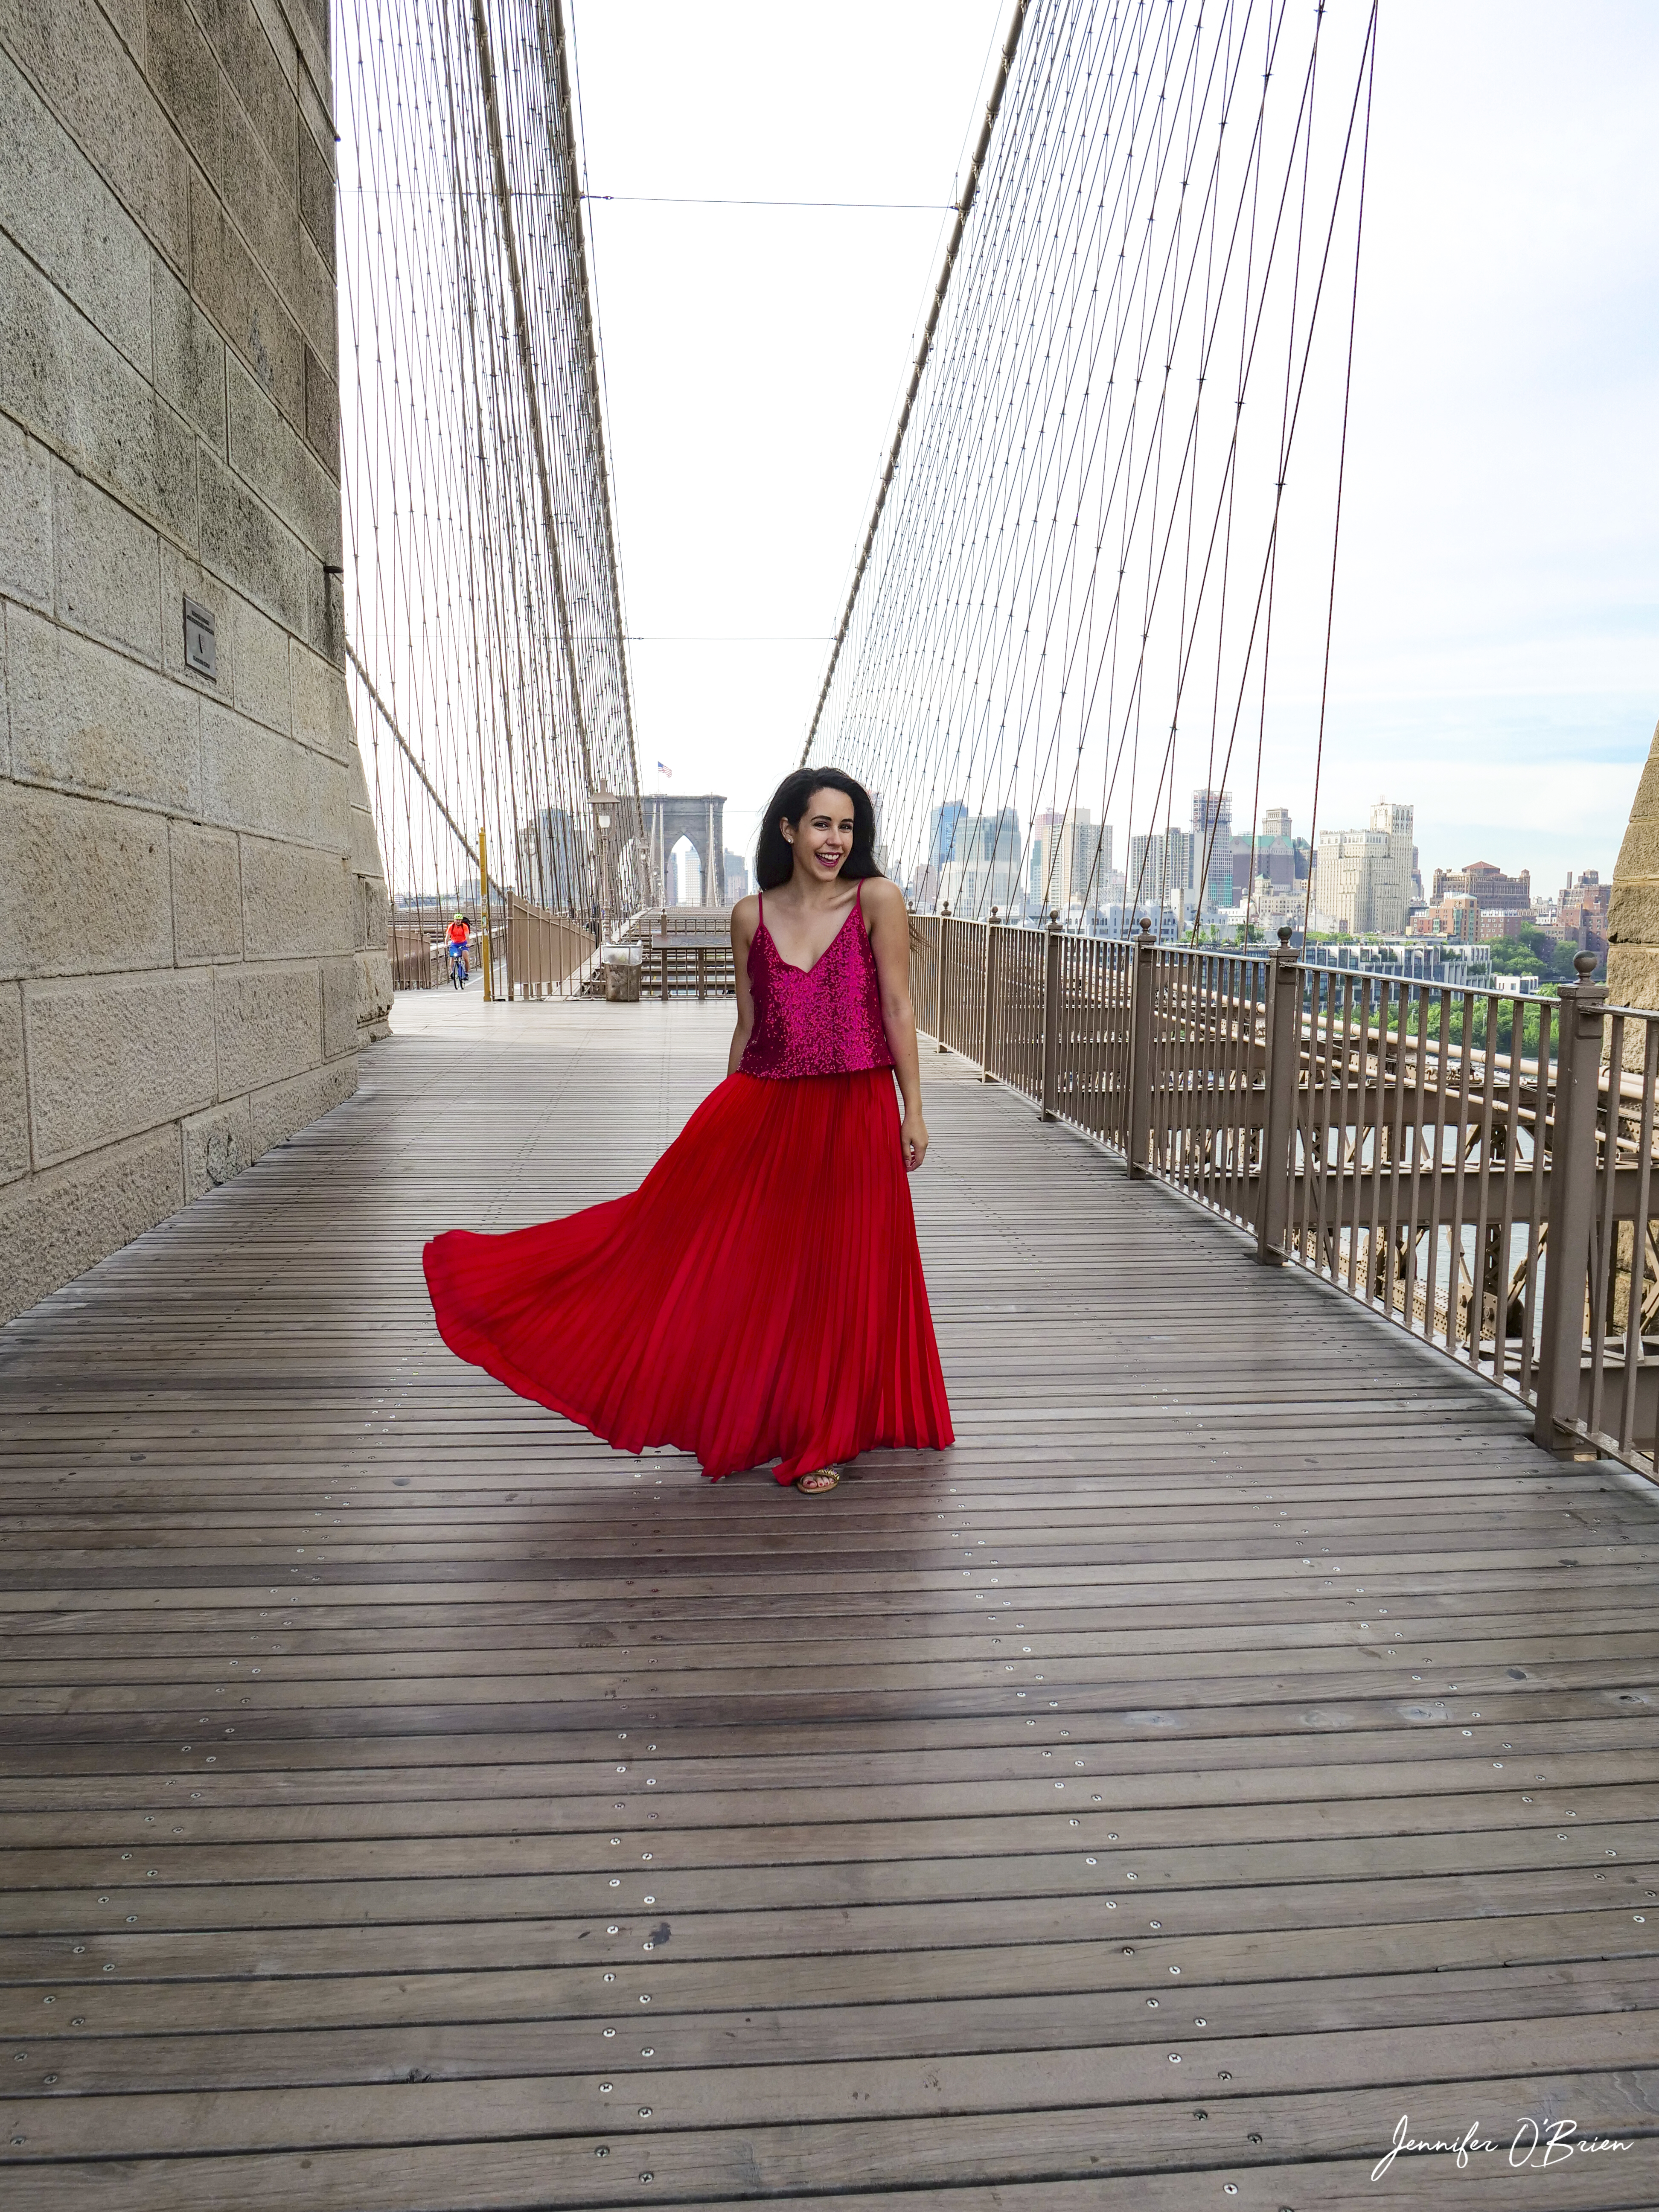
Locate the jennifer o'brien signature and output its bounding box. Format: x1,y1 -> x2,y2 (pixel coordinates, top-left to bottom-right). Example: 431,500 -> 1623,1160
1373,2115 -> 1635,2180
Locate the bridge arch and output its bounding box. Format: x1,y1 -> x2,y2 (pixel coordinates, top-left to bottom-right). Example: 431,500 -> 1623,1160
643,794 -> 727,910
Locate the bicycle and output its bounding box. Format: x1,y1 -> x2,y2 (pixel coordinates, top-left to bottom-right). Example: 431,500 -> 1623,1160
447,940 -> 469,989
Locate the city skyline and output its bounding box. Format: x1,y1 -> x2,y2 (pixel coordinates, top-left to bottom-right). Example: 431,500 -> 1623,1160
893,790 -> 1588,926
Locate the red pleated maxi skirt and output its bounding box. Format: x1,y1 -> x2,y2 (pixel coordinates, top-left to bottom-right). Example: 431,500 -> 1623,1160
422,1067 -> 953,1481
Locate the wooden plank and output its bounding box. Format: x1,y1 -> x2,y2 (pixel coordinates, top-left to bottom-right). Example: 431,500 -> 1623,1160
0,991 -> 1655,2200
5,1953 -> 1654,2093
6,2013 -> 1659,2159
3,2069 -> 1656,2209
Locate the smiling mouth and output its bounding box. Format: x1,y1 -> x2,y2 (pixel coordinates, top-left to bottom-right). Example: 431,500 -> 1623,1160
815,848 -> 842,867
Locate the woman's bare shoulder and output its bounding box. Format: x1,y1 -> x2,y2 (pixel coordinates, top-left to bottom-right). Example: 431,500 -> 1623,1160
731,891 -> 761,940
861,876 -> 908,919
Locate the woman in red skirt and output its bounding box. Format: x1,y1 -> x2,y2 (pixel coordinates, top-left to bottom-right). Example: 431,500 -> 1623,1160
422,766 -> 953,1493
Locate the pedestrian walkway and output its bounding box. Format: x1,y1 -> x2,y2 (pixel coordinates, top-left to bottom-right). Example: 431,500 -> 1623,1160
1,993 -> 1656,2207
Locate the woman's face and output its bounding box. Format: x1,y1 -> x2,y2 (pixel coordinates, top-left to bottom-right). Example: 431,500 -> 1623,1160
786,789 -> 856,881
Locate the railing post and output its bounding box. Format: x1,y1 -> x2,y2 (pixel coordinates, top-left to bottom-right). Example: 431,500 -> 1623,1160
979,909 -> 1001,1081
1039,911 -> 1062,1121
1126,917 -> 1155,1178
1255,926 -> 1301,1264
1534,954 -> 1610,1453
937,905 -> 951,1051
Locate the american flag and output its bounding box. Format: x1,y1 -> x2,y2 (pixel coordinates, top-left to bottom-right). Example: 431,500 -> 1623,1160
657,761 -> 672,777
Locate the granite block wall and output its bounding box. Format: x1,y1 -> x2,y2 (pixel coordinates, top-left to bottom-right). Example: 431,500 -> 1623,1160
1610,715 -> 1659,1048
0,0 -> 392,1321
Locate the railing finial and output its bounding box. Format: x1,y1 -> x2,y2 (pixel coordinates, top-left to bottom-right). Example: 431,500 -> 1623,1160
1277,924 -> 1294,947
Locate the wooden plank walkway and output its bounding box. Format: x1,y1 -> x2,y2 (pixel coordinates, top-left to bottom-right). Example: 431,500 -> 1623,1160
2,990 -> 1658,2210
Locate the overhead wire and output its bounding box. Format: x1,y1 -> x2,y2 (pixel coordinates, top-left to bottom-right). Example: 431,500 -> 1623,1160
335,0 -> 648,986
808,0 -> 1377,945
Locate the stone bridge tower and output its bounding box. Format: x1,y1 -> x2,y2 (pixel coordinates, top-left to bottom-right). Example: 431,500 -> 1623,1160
1610,715 -> 1659,1018
643,792 -> 727,908
0,0 -> 392,1321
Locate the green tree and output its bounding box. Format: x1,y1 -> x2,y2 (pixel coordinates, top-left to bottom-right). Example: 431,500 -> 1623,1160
1490,923 -> 1584,983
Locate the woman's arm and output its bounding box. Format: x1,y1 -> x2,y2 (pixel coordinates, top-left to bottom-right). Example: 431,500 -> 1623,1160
727,895 -> 760,1076
864,878 -> 929,1170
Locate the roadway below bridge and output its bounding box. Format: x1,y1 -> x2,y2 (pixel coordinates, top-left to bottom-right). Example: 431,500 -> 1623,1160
1,994 -> 1657,2206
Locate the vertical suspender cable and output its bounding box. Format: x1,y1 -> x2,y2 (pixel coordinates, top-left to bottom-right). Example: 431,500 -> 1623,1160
799,0 -> 1034,766
469,0 -> 599,802
539,0 -> 650,890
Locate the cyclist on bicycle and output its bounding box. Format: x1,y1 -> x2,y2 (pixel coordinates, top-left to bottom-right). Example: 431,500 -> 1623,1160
446,912 -> 471,987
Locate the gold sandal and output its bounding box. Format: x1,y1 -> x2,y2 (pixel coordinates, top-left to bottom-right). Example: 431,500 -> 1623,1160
793,1467 -> 842,1494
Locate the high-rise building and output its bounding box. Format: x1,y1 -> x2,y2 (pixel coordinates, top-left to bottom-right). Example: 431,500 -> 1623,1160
940,809 -> 1022,915
1073,820 -> 1112,910
723,851 -> 751,902
666,841 -> 704,907
1126,827 -> 1195,917
977,807 -> 1021,865
1370,800 -> 1415,930
928,800 -> 970,869
1030,807 -> 1110,915
1234,808 -> 1309,894
914,799 -> 970,908
1030,809 -> 1067,915
1311,800 -> 1413,934
1191,789 -> 1233,913
1315,830 -> 1395,934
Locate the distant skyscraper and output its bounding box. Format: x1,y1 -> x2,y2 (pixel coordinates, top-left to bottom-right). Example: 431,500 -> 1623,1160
1310,800 -> 1414,934
1073,818 -> 1111,910
978,807 -> 1020,865
666,840 -> 703,907
940,807 -> 1022,915
1369,799 -> 1415,932
1030,809 -> 1068,915
1127,827 -> 1195,917
1190,788 -> 1234,914
1236,809 -> 1307,896
928,800 -> 969,870
1030,806 -> 1108,915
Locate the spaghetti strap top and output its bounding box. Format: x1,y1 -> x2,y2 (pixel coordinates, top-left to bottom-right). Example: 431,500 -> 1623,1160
739,880 -> 898,1080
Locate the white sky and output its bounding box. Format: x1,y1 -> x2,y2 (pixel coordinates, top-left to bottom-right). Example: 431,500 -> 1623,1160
570,0 -> 1659,894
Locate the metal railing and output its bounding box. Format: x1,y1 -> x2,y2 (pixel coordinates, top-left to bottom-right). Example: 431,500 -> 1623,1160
390,923 -> 499,992
910,911 -> 1659,1480
390,897 -> 596,996
624,910 -> 737,1000
503,893 -> 597,998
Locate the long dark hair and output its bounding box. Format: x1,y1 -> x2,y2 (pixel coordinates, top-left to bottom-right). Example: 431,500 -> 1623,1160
754,767 -> 883,891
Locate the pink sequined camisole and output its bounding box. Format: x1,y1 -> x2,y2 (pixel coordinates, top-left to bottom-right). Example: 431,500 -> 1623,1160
739,880 -> 897,1080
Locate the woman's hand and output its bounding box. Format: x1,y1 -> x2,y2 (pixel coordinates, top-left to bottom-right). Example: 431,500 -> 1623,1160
899,1111 -> 929,1172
